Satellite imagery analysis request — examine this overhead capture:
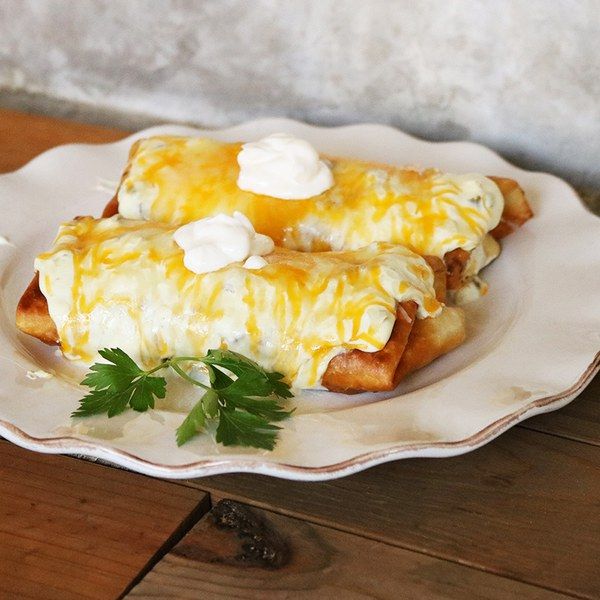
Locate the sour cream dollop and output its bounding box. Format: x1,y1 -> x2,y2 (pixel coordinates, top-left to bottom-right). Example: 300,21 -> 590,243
237,133 -> 334,200
173,212 -> 274,274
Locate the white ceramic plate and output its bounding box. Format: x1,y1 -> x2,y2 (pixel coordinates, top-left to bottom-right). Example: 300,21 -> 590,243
1,121 -> 598,480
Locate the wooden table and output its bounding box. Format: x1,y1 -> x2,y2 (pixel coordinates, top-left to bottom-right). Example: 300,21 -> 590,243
1,109 -> 598,599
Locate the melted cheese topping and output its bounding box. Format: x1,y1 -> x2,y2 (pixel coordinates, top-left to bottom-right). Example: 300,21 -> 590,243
36,217 -> 441,389
118,136 -> 504,257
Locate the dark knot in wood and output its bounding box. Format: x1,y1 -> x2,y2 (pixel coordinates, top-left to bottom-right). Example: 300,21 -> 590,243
211,499 -> 291,569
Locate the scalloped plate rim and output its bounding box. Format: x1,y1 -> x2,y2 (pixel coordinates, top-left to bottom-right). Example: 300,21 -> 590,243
0,352 -> 597,481
0,119 -> 598,481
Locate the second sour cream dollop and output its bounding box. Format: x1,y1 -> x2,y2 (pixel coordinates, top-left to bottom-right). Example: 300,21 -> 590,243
237,133 -> 334,200
173,212 -> 274,274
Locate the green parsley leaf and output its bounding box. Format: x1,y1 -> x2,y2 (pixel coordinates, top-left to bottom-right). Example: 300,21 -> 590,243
71,347 -> 166,418
223,394 -> 292,422
73,347 -> 294,451
202,349 -> 293,399
80,347 -> 142,392
216,408 -> 281,450
205,363 -> 234,391
175,389 -> 214,447
128,375 -> 167,412
72,389 -> 129,418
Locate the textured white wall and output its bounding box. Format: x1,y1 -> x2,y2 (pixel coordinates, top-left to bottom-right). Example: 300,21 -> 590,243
1,0 -> 599,189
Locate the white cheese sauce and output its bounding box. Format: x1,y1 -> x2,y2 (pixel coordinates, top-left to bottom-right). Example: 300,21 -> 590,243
35,217 -> 441,389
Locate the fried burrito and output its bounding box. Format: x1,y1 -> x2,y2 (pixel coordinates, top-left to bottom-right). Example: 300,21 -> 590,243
106,135 -> 533,298
17,216 -> 465,392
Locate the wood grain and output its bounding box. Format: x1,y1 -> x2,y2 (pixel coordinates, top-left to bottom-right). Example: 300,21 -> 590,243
186,428 -> 600,598
0,108 -> 127,174
126,499 -> 569,600
0,442 -> 209,600
520,375 -> 599,446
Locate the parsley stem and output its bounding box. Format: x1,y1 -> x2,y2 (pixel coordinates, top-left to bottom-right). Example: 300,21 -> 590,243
169,362 -> 211,390
145,363 -> 170,375
75,347 -> 293,449
168,356 -> 205,364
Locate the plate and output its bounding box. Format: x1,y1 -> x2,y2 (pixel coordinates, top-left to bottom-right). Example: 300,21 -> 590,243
0,120 -> 598,480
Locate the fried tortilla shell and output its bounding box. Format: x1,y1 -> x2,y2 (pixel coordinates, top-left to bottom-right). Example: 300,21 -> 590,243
322,301 -> 418,393
323,303 -> 466,393
15,273 -> 58,345
489,176 -> 533,239
393,305 -> 466,383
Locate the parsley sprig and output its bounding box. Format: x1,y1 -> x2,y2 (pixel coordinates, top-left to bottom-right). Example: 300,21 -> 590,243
72,348 -> 294,450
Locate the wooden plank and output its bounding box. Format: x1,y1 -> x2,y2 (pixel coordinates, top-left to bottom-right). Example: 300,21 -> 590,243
0,442 -> 210,600
519,373 -> 599,446
126,499 -> 569,600
186,428 -> 600,599
0,108 -> 127,174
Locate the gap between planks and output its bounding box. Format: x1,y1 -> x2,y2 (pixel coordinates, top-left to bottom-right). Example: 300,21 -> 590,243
117,493 -> 212,599
180,427 -> 600,599
1,414 -> 598,595
0,443 -> 211,600
125,498 -> 577,600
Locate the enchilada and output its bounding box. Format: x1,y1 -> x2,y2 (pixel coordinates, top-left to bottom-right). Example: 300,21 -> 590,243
17,216 -> 465,392
106,135 -> 532,294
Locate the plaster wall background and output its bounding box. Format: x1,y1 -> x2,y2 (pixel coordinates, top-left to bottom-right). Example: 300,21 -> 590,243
1,0 -> 599,190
